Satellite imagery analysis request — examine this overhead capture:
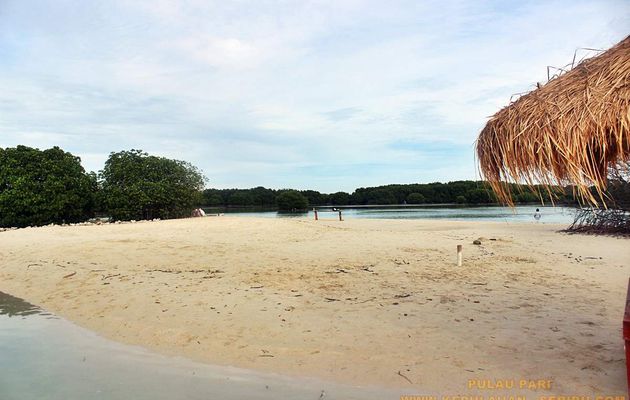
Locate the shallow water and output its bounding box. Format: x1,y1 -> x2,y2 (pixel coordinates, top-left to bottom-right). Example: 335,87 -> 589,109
0,292 -> 403,400
221,205 -> 576,224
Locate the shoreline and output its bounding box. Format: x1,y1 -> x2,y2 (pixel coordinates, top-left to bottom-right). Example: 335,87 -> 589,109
203,202 -> 578,209
1,217 -> 628,392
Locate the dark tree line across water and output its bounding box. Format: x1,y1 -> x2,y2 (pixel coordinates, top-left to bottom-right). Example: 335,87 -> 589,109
202,181 -> 577,208
1,145 -> 580,228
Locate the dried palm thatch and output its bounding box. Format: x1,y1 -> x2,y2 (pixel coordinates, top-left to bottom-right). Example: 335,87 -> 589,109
476,36 -> 630,206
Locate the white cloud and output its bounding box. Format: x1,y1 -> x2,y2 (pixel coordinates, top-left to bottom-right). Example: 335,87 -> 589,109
0,0 -> 628,191
174,36 -> 263,69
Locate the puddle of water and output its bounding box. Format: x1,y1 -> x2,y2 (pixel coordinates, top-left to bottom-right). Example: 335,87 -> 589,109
0,292 -> 404,400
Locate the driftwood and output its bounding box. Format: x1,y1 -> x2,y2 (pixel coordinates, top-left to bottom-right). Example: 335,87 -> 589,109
565,208 -> 630,235
565,164 -> 630,235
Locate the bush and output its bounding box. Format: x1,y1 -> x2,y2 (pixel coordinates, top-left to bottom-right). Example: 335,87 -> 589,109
365,189 -> 397,205
0,146 -> 96,227
204,194 -> 224,207
456,195 -> 467,204
465,188 -> 494,204
407,193 -> 425,204
301,190 -> 328,206
227,191 -> 255,206
330,191 -> 350,205
276,190 -> 309,211
100,150 -> 205,221
515,191 -> 539,203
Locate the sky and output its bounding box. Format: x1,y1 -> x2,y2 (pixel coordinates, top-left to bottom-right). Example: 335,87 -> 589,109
0,1 -> 628,193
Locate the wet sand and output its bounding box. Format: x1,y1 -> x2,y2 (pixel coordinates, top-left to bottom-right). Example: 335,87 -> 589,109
0,291 -> 402,400
0,217 -> 628,394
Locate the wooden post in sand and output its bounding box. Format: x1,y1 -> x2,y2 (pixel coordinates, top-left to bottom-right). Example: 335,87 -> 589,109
457,245 -> 463,266
338,210 -> 343,221
314,209 -> 318,221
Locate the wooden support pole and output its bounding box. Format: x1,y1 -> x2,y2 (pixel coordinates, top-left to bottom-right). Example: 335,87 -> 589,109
338,210 -> 343,221
624,278 -> 630,395
314,209 -> 318,220
457,245 -> 463,266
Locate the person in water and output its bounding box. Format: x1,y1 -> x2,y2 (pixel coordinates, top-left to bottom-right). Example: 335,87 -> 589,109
534,208 -> 541,221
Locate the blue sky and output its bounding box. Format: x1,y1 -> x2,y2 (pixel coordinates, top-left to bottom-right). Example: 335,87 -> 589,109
0,0 -> 628,192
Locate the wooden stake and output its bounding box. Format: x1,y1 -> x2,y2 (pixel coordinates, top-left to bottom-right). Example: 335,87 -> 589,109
338,210 -> 343,221
314,209 -> 318,221
457,245 -> 463,266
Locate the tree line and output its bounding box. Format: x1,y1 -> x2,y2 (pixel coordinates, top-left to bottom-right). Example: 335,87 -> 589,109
0,146 -> 204,227
202,181 -> 576,208
0,145 -> 578,228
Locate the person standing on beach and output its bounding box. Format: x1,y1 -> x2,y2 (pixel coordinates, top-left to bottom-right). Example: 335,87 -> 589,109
534,208 -> 541,221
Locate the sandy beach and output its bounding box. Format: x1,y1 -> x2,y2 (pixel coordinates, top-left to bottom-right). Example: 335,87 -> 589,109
0,216 -> 628,394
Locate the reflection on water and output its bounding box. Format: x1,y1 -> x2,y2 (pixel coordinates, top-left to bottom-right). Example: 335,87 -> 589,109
0,292 -> 53,318
0,292 -> 401,400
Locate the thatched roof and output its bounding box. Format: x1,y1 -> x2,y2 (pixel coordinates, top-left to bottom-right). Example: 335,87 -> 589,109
476,36 -> 630,206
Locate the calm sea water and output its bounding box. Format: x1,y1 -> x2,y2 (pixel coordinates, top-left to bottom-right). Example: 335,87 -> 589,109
218,205 -> 576,224
0,292 -> 401,400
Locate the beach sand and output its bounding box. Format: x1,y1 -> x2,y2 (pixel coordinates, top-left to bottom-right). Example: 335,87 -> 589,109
0,216 -> 628,394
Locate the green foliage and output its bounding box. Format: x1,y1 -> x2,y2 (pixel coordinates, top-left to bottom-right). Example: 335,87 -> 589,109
202,188 -> 226,206
465,188 -> 494,204
227,191 -> 255,206
276,190 -> 309,211
1,143 -> 579,225
0,145 -> 96,227
364,189 -> 397,205
301,190 -> 329,206
200,181 -> 576,208
250,186 -> 277,206
330,191 -> 350,205
204,193 -> 223,206
100,149 -> 205,221
406,193 -> 425,204
514,191 -> 539,203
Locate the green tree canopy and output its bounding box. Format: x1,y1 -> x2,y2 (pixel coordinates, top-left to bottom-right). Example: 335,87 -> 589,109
365,189 -> 397,205
227,191 -> 255,206
199,181 -> 575,208
100,149 -> 205,221
330,191 -> 350,205
276,190 -> 309,211
406,193 -> 426,204
0,145 -> 96,227
204,193 -> 224,206
301,190 -> 329,206
465,188 -> 495,204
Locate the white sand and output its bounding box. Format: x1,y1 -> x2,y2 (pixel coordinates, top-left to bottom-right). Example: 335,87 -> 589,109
0,216 -> 628,394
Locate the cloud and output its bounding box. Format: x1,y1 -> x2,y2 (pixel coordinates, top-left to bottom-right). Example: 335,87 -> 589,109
174,36 -> 263,69
321,107 -> 362,122
0,0 -> 628,192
